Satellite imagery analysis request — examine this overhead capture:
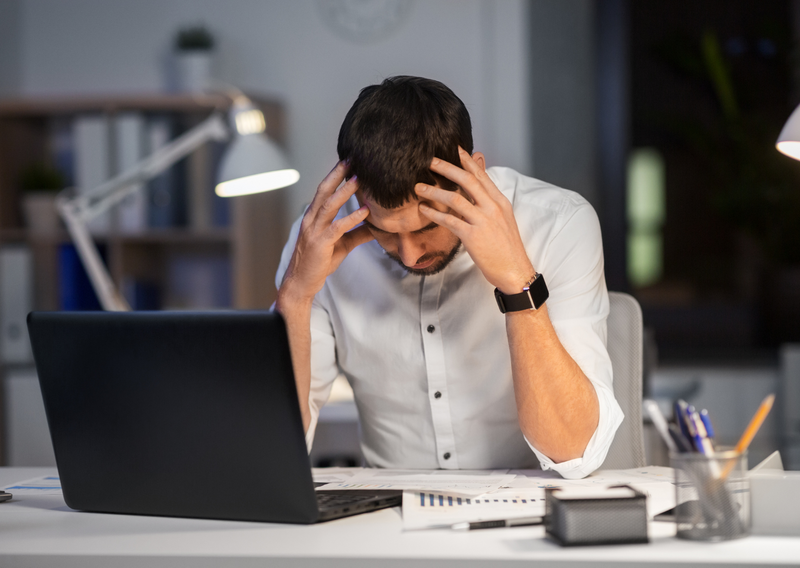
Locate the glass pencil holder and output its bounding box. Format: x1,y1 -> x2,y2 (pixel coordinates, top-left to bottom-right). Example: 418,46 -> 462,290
670,449 -> 750,541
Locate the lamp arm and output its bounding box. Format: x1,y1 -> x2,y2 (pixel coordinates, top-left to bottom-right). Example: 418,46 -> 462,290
59,208 -> 131,311
65,113 -> 230,222
55,112 -> 230,312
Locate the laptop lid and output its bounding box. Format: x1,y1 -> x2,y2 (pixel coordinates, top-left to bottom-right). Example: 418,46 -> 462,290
27,310 -> 321,524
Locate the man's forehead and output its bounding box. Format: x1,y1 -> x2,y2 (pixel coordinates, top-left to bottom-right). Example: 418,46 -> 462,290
355,189 -> 438,234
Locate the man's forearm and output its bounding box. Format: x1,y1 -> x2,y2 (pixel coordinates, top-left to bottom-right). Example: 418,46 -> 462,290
275,287 -> 313,432
506,306 -> 599,463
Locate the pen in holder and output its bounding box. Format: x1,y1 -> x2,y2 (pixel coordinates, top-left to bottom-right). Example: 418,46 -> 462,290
671,449 -> 750,541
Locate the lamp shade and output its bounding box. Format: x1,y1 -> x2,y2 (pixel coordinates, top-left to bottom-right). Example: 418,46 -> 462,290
216,133 -> 299,197
215,97 -> 299,197
776,103 -> 800,160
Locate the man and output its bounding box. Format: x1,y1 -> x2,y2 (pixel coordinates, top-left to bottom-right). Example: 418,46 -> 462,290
276,76 -> 622,479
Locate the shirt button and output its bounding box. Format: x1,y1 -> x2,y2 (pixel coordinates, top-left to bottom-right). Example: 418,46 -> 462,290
434,391 -> 442,399
427,325 -> 435,333
443,452 -> 451,460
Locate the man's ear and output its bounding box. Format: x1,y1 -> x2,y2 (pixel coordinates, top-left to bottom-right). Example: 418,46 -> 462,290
471,151 -> 486,171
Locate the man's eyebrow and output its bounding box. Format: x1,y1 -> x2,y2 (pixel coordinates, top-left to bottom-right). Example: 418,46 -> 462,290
362,219 -> 439,235
362,219 -> 387,233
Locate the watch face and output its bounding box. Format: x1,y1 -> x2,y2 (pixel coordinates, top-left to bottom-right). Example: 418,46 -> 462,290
316,0 -> 414,43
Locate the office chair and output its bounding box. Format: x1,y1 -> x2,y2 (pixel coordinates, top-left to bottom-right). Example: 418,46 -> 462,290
600,291 -> 647,469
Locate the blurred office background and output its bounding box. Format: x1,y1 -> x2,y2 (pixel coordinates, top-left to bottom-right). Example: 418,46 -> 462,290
1,0 -> 799,470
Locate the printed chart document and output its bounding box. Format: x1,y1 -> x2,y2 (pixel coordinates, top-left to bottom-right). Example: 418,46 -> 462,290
401,467 -> 677,530
403,488 -> 546,530
315,469 -> 515,495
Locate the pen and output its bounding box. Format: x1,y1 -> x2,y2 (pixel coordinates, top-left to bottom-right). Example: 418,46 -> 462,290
699,409 -> 715,440
675,400 -> 692,441
451,516 -> 544,530
668,423 -> 693,453
689,407 -> 715,455
644,399 -> 678,453
680,402 -> 701,452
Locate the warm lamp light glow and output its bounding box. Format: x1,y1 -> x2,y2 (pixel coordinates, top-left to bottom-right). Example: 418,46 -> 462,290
777,104 -> 800,161
776,141 -> 800,161
215,169 -> 301,197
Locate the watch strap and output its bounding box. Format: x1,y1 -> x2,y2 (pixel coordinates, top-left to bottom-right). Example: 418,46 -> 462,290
494,273 -> 549,313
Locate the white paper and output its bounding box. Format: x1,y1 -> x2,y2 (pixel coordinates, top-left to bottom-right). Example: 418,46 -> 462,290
312,467 -> 365,484
316,469 -> 515,495
3,475 -> 62,495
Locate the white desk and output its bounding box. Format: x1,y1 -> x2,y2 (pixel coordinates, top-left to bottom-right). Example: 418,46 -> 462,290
2,467 -> 800,567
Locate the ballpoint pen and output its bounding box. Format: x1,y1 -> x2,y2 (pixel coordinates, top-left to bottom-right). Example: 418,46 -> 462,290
688,407 -> 715,456
675,400 -> 692,442
699,409 -> 715,440
451,516 -> 544,530
680,402 -> 701,452
668,423 -> 693,453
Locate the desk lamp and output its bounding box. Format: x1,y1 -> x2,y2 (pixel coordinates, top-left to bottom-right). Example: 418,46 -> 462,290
56,95 -> 299,311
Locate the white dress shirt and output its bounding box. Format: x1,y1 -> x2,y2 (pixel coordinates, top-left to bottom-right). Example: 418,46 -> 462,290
276,167 -> 623,479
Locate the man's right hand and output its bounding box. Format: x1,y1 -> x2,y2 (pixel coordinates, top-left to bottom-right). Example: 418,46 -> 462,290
277,161 -> 373,310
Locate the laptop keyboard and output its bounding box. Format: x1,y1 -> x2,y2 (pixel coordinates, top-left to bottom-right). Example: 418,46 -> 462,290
316,492 -> 380,508
314,490 -> 402,521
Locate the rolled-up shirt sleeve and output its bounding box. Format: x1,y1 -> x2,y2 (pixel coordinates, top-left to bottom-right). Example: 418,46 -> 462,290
275,214 -> 340,452
519,195 -> 623,479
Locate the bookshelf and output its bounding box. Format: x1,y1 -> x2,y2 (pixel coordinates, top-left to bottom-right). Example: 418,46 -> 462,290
0,93 -> 291,311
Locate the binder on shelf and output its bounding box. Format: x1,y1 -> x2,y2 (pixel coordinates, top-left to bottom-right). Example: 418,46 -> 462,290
49,117 -> 75,187
74,114 -> 111,233
0,245 -> 33,364
147,116 -> 185,228
115,112 -> 148,233
187,140 -> 213,230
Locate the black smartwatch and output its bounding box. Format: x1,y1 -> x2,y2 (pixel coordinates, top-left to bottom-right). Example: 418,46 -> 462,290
494,273 -> 549,313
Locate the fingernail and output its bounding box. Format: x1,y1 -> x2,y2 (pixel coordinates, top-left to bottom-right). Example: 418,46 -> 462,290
416,184 -> 428,192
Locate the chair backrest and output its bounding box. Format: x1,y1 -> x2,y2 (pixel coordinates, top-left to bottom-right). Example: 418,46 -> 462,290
600,291 -> 646,469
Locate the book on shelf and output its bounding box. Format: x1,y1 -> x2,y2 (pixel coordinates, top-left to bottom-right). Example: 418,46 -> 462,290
58,243 -> 103,311
122,278 -> 161,311
166,253 -> 231,309
0,245 -> 33,363
147,115 -> 178,229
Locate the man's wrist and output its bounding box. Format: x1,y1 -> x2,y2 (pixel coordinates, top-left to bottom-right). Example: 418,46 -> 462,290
275,279 -> 315,316
495,264 -> 537,296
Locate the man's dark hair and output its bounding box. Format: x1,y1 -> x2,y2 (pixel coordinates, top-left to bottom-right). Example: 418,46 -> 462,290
337,76 -> 473,209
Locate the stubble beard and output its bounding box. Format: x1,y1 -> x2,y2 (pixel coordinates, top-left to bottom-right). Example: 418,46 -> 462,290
385,241 -> 463,276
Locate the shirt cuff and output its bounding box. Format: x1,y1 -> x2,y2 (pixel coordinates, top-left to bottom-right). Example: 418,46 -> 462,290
525,381 -> 624,479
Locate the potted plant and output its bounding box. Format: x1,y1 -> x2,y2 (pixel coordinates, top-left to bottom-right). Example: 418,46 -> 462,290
173,25 -> 216,93
19,162 -> 65,234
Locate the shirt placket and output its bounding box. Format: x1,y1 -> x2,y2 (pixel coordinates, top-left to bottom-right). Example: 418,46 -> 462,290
420,272 -> 459,469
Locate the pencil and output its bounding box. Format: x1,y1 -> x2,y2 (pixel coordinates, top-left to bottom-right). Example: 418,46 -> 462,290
734,393 -> 775,455
721,393 -> 775,479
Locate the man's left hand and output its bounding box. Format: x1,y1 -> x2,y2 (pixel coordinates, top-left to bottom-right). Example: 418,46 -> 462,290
416,147 -> 534,294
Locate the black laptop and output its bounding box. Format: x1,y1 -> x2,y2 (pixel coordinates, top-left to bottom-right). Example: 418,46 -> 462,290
27,310 -> 400,524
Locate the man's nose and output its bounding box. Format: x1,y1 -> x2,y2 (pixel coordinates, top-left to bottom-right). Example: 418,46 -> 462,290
397,236 -> 425,267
